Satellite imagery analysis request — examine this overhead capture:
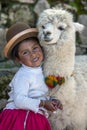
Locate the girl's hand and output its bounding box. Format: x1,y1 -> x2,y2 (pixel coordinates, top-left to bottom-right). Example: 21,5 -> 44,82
44,100 -> 58,112
39,100 -> 57,112
51,99 -> 63,110
40,100 -> 63,112
39,99 -> 63,112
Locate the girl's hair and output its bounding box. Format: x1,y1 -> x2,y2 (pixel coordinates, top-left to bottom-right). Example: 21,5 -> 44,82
10,37 -> 43,61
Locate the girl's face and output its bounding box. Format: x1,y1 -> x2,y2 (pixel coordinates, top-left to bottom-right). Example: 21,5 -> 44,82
17,40 -> 44,67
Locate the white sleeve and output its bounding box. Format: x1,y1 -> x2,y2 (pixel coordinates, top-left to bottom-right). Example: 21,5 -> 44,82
12,76 -> 40,113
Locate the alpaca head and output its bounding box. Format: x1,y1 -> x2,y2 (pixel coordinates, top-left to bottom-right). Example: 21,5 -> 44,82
37,8 -> 84,47
37,8 -> 74,46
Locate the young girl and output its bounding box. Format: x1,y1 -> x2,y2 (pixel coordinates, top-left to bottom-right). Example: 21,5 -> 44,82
0,22 -> 62,130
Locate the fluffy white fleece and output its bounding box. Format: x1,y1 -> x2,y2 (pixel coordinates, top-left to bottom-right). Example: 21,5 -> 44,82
37,8 -> 87,130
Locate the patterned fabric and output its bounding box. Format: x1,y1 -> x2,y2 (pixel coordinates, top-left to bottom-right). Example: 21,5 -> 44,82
45,75 -> 65,89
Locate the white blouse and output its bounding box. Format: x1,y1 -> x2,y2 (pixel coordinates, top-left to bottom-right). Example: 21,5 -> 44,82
5,64 -> 48,113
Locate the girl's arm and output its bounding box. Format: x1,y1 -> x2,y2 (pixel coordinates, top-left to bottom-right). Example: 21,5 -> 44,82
13,76 -> 40,113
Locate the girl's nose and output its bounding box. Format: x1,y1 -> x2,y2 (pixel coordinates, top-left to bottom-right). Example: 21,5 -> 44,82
30,51 -> 36,58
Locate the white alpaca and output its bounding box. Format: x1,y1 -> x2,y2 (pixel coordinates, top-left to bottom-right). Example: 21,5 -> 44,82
37,8 -> 87,130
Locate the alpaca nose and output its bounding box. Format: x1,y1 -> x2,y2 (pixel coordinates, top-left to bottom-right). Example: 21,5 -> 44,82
43,31 -> 51,37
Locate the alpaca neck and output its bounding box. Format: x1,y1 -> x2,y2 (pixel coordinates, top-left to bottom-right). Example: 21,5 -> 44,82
43,40 -> 75,77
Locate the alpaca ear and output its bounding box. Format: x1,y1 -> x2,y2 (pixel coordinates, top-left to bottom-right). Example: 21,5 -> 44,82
73,22 -> 85,33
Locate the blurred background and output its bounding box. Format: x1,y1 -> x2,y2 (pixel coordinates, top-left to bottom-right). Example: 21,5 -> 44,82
0,0 -> 87,111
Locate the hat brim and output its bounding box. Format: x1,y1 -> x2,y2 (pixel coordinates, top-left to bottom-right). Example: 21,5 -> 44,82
3,28 -> 38,59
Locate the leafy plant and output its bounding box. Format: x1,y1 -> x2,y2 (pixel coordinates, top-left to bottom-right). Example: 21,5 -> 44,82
0,72 -> 14,99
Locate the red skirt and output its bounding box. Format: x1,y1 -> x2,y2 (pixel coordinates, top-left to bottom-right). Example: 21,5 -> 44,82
0,109 -> 51,130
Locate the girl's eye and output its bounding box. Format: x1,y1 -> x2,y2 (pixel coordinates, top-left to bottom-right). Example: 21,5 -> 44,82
22,51 -> 29,55
33,47 -> 39,51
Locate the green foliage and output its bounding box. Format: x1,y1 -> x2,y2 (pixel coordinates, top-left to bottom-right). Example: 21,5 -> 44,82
47,0 -> 87,15
0,73 -> 13,99
69,0 -> 87,15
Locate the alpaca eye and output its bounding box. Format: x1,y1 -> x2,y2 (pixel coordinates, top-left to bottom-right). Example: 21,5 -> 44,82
42,25 -> 45,29
58,26 -> 64,31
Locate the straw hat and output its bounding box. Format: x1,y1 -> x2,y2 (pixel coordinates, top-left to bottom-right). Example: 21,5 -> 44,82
3,22 -> 38,59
